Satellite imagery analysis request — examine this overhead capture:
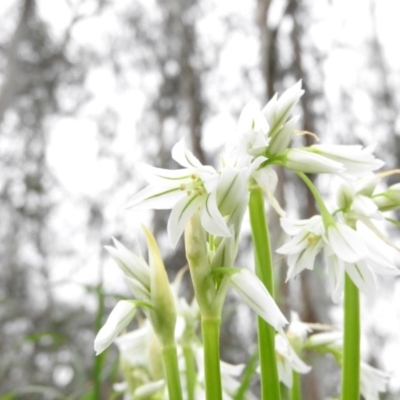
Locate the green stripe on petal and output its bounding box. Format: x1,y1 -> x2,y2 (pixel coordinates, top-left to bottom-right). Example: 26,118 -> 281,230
127,185 -> 184,210
168,193 -> 205,248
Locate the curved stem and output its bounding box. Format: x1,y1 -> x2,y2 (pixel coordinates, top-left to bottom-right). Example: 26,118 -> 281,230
162,344 -> 183,400
202,318 -> 223,400
296,172 -> 335,228
341,273 -> 360,400
249,187 -> 281,400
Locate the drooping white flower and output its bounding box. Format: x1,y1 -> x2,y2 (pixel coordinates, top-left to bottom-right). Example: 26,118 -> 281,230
306,331 -> 391,400
308,144 -> 384,177
276,215 -> 390,301
305,331 -> 342,350
336,179 -> 383,225
360,362 -> 391,400
127,139 -> 233,247
282,148 -> 346,174
275,333 -> 311,388
373,182 -> 400,211
229,268 -> 288,334
277,216 -> 325,281
94,300 -> 137,355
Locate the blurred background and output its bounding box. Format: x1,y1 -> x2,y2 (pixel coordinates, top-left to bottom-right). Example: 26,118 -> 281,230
1,0 -> 400,398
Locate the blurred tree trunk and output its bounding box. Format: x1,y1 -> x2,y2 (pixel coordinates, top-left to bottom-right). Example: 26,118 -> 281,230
0,0 -> 34,123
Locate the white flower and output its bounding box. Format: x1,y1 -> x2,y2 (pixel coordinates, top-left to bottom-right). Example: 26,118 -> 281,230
277,215 -> 388,301
105,238 -> 150,300
306,332 -> 391,400
323,223 -> 367,264
262,80 -> 304,147
373,182 -> 400,211
287,311 -> 313,341
308,144 -> 384,177
133,380 -> 165,399
94,300 -> 137,355
305,331 -> 342,350
282,148 -> 345,174
229,268 -> 288,334
127,139 -> 233,247
114,323 -> 150,366
275,333 -> 311,388
336,180 -> 383,223
360,362 -> 391,400
277,216 -> 325,280
236,101 -> 270,158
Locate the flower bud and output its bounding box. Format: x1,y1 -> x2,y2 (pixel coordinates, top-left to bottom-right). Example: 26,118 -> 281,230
283,148 -> 345,174
143,226 -> 177,347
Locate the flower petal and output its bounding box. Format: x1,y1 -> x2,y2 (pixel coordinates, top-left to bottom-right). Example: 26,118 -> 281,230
200,189 -> 231,238
125,277 -> 150,301
229,269 -> 288,333
172,139 -> 205,169
262,81 -> 304,137
94,300 -> 137,355
168,193 -> 205,248
284,148 -> 345,174
324,224 -> 367,264
135,162 -> 194,184
216,167 -> 246,215
106,238 -> 150,290
345,261 -> 376,297
126,184 -> 185,210
310,144 -> 384,176
326,253 -> 345,303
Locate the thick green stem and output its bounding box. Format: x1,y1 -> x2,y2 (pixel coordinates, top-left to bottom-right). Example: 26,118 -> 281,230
202,318 -> 223,400
249,188 -> 281,400
162,344 -> 183,400
341,273 -> 360,400
182,344 -> 196,400
290,371 -> 302,400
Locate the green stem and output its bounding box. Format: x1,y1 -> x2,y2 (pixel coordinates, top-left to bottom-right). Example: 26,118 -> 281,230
233,350 -> 259,400
202,318 -> 223,400
290,371 -> 302,400
162,344 -> 183,400
182,344 -> 196,400
296,172 -> 335,228
341,273 -> 360,400
249,188 -> 281,400
93,283 -> 105,399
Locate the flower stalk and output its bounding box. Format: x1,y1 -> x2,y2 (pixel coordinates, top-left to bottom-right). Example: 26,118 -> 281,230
202,318 -> 223,400
162,344 -> 184,400
249,186 -> 281,400
341,273 -> 360,400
